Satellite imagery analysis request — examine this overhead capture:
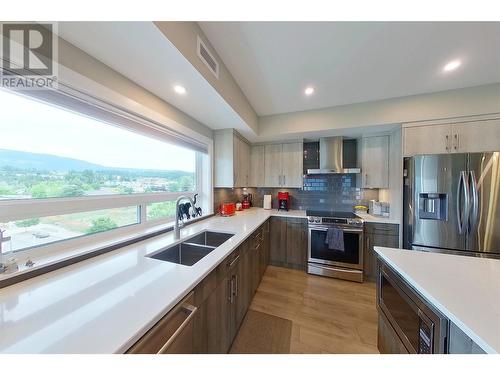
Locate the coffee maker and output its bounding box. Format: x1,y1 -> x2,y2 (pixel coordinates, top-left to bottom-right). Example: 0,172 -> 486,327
278,192 -> 290,211
242,192 -> 252,209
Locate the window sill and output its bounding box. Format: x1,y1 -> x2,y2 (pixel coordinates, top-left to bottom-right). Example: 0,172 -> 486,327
0,214 -> 213,289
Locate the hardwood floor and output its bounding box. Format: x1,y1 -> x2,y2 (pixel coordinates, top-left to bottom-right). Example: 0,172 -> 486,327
232,265 -> 379,354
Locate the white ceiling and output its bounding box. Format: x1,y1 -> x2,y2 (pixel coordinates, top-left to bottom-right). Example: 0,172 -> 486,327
199,22 -> 500,116
57,22 -> 249,136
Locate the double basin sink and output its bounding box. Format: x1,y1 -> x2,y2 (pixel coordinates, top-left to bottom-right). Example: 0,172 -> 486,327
147,230 -> 234,266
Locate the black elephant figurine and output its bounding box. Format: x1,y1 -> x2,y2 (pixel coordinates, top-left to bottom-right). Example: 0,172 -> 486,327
177,202 -> 191,221
177,194 -> 203,221
192,194 -> 202,217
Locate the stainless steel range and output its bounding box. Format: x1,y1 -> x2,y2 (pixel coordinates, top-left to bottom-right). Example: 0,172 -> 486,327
306,210 -> 364,283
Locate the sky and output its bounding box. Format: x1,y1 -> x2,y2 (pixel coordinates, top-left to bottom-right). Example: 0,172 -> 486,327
0,89 -> 196,172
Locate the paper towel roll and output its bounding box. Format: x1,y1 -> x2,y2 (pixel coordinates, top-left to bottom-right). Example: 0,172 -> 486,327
263,195 -> 272,210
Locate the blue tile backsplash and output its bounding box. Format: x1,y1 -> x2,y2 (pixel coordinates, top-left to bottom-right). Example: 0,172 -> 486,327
214,174 -> 378,212
303,174 -> 354,193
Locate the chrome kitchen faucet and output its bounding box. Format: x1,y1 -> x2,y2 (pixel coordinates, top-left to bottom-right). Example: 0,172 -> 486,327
174,196 -> 196,240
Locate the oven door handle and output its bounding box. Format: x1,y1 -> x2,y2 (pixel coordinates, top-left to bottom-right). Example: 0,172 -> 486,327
308,225 -> 363,233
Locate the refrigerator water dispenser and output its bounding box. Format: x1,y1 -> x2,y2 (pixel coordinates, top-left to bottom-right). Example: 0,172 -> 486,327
418,193 -> 448,220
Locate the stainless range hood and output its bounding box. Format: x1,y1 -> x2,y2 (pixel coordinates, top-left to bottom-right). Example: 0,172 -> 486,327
307,137 -> 361,174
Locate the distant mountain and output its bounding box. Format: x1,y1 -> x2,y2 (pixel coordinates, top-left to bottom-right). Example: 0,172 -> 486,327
0,149 -> 193,176
0,149 -> 102,171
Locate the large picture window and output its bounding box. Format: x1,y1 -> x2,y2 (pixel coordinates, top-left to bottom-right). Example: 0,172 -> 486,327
0,88 -> 206,257
0,89 -> 196,200
1,206 -> 140,252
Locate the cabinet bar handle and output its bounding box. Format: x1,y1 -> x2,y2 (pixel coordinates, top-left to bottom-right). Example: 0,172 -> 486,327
234,274 -> 238,297
157,303 -> 198,354
445,134 -> 449,151
228,254 -> 240,269
229,277 -> 234,303
454,133 -> 459,151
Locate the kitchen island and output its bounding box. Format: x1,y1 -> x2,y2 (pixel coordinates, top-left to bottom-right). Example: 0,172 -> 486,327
374,247 -> 500,354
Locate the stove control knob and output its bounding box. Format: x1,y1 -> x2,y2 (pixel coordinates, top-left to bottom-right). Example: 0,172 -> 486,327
308,217 -> 314,223
315,218 -> 321,223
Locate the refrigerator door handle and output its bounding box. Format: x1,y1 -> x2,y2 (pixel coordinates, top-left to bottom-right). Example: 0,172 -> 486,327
456,171 -> 470,235
469,170 -> 479,234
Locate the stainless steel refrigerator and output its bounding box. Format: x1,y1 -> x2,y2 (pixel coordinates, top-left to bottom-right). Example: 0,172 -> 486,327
404,152 -> 500,257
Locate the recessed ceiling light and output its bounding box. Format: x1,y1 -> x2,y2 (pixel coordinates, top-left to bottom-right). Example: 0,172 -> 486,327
174,85 -> 186,95
443,60 -> 461,72
304,87 -> 315,96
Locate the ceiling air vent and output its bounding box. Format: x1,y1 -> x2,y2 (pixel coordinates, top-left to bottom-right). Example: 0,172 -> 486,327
197,36 -> 219,79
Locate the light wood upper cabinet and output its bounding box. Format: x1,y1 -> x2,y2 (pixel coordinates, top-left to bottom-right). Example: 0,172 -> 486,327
264,144 -> 283,187
214,130 -> 250,188
214,130 -> 233,187
403,118 -> 500,156
403,124 -> 452,156
215,131 -> 303,188
452,119 -> 500,153
264,142 -> 303,188
249,145 -> 265,187
282,142 -> 304,188
234,136 -> 250,187
361,136 -> 389,189
232,136 -> 242,187
241,141 -> 250,186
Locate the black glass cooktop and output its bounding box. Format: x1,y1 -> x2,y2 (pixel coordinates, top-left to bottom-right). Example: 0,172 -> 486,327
306,210 -> 358,219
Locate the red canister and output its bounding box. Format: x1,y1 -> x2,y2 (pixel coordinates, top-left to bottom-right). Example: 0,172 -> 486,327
220,202 -> 236,216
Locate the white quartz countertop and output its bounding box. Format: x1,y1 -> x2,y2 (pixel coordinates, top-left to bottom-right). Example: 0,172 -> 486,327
374,247 -> 500,354
265,209 -> 400,224
269,208 -> 306,218
0,208 -> 305,354
356,213 -> 400,225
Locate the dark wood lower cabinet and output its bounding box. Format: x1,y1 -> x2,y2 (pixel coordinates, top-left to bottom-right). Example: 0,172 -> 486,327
206,273 -> 232,353
127,292 -> 197,354
236,240 -> 251,328
228,255 -> 241,345
251,226 -> 265,294
270,216 -> 286,264
260,219 -> 270,277
270,216 -> 307,270
285,218 -> 307,269
364,223 -> 399,282
127,219 -> 274,354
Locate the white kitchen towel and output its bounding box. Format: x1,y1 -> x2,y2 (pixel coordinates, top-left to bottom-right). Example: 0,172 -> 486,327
263,195 -> 272,209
